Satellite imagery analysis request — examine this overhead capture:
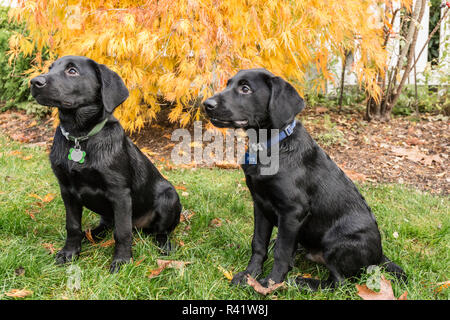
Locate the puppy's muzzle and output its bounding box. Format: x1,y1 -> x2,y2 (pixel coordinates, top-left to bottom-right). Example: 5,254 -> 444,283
203,98 -> 218,111
30,76 -> 47,88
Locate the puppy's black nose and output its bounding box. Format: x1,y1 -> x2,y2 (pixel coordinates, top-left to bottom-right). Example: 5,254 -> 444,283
30,76 -> 47,88
203,98 -> 218,111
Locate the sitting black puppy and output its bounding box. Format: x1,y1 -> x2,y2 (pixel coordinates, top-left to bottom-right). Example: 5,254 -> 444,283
30,56 -> 181,272
203,68 -> 406,290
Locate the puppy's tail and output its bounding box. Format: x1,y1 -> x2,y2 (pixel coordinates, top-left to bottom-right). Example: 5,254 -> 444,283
380,255 -> 407,283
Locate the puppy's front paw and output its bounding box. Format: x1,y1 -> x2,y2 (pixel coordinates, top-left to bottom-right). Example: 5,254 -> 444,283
109,257 -> 131,273
231,271 -> 251,285
55,248 -> 80,265
231,269 -> 261,286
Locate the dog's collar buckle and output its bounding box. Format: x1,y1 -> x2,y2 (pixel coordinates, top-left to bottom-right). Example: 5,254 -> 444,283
284,122 -> 295,137
284,123 -> 295,136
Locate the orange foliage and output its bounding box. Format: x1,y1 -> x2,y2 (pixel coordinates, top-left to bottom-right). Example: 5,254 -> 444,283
8,0 -> 410,132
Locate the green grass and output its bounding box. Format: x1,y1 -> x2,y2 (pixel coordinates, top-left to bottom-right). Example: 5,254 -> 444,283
0,133 -> 448,300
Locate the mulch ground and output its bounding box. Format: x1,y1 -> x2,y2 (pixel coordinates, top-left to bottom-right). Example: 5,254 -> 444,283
1,108 -> 448,195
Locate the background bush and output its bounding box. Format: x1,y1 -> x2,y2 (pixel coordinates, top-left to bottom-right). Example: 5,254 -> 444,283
0,7 -> 49,117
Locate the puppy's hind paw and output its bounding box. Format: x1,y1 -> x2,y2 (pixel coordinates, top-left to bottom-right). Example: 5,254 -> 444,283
294,277 -> 322,292
155,234 -> 174,255
109,257 -> 131,273
55,248 -> 80,265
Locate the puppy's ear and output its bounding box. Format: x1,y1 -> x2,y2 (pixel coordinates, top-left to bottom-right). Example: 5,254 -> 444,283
268,76 -> 304,128
95,63 -> 129,113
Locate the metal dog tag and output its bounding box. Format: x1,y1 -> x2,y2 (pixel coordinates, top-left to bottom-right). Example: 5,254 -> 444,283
68,148 -> 86,163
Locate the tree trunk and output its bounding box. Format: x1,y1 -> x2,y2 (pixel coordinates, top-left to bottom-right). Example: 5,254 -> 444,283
366,0 -> 427,122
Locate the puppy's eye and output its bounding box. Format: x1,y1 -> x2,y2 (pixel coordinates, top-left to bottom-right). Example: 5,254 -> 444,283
239,85 -> 252,94
65,67 -> 79,76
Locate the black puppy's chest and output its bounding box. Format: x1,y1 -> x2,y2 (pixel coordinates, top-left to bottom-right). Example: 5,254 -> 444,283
50,137 -> 115,215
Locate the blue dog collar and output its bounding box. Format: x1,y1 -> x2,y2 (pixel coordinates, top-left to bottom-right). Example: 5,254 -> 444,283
244,120 -> 297,165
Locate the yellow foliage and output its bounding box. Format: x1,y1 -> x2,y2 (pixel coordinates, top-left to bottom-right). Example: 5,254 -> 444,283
9,0 -> 411,132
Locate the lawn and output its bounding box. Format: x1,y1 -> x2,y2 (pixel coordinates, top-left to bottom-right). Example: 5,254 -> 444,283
0,133 -> 448,300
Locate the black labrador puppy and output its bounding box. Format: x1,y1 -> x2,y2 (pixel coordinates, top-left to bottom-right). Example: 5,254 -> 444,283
203,68 -> 406,290
30,56 -> 181,272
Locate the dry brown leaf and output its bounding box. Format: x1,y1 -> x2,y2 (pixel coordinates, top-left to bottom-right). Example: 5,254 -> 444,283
356,275 -> 407,300
42,243 -> 56,254
25,209 -> 36,220
214,161 -> 240,169
41,193 -> 56,203
99,239 -> 115,247
148,264 -> 168,279
175,185 -> 187,191
343,169 -> 367,182
180,210 -> 195,223
315,107 -> 328,114
156,259 -> 191,269
391,146 -> 425,163
20,155 -> 33,161
134,257 -> 145,266
209,218 -> 222,228
434,281 -> 450,293
246,275 -> 285,296
85,229 -> 96,244
8,150 -> 22,156
4,288 -> 33,298
28,193 -> 42,201
422,154 -> 443,166
148,259 -> 191,279
405,137 -> 424,146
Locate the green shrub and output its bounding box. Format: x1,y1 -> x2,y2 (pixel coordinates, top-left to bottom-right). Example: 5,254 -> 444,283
392,85 -> 449,116
0,7 -> 50,116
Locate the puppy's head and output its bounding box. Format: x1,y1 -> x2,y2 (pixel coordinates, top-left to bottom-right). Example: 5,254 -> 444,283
30,55 -> 129,114
203,68 -> 304,129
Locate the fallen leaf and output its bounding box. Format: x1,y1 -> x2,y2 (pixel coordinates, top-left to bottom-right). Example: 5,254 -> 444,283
179,210 -> 195,222
25,209 -> 36,220
175,185 -> 187,191
8,150 -> 22,156
42,243 -> 56,254
134,257 -> 145,266
356,275 -> 407,300
27,120 -> 38,128
246,275 -> 285,296
20,155 -> 33,160
209,218 -> 222,228
4,288 -> 33,298
391,146 -> 428,163
315,107 -> 328,114
217,266 -> 233,281
85,229 -> 96,244
41,193 -> 56,203
148,259 -> 191,279
28,193 -> 42,201
342,169 -> 367,182
181,191 -> 189,197
148,264 -> 168,279
405,137 -> 424,146
156,259 -> 191,269
434,281 -> 450,293
214,161 -> 240,169
99,239 -> 115,247
422,154 -> 443,166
